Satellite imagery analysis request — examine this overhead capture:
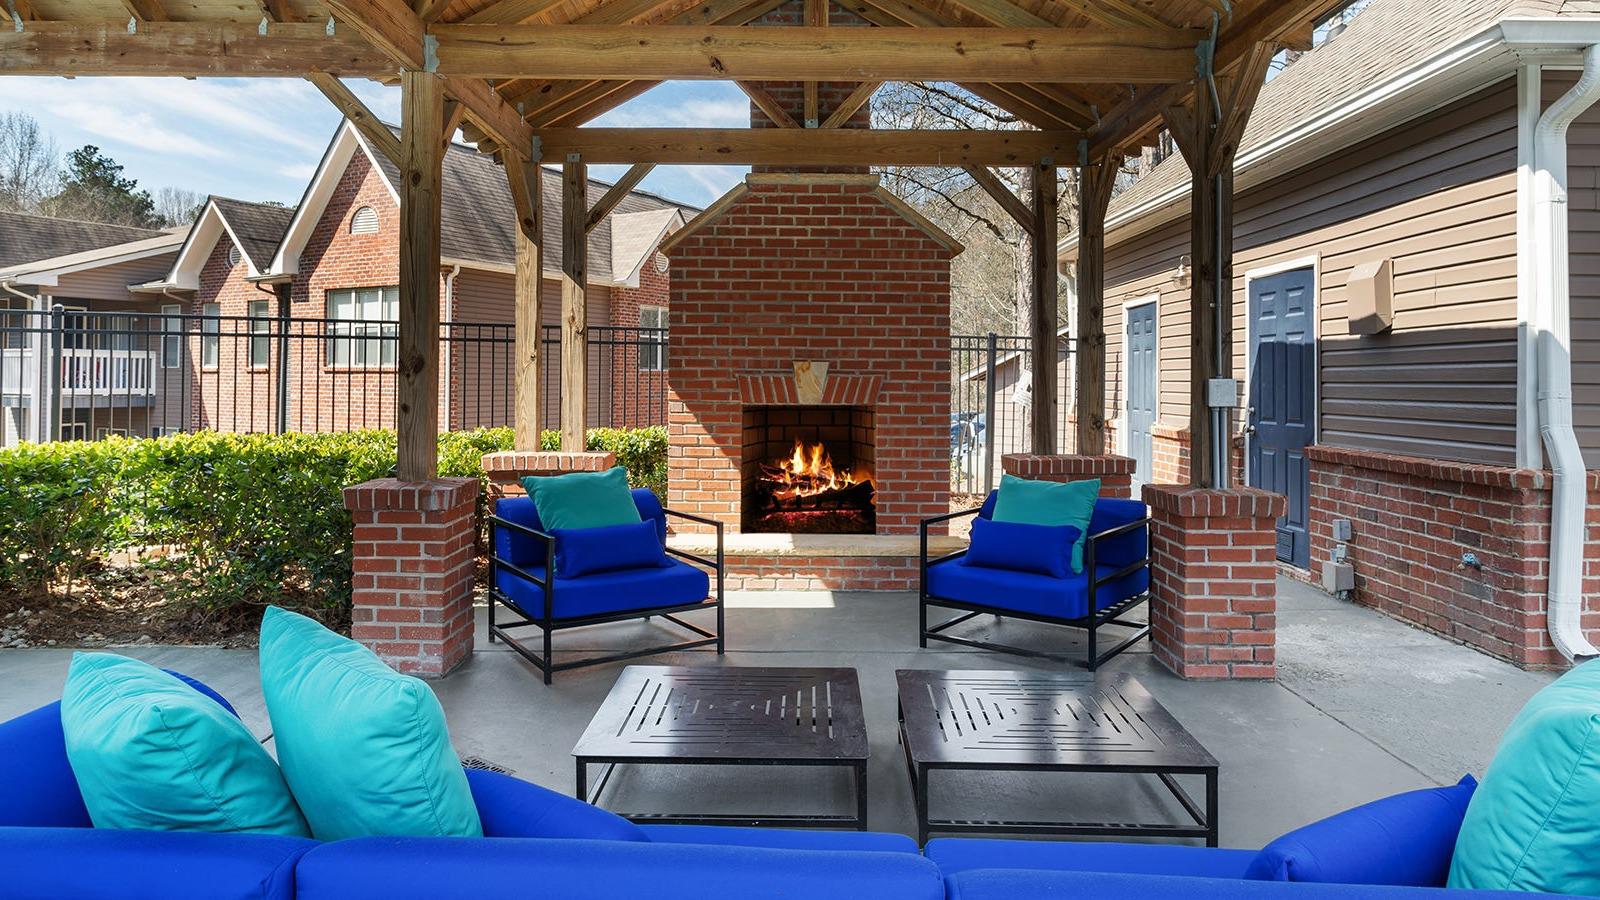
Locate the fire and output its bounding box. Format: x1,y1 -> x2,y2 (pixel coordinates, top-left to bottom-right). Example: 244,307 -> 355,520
760,439 -> 870,503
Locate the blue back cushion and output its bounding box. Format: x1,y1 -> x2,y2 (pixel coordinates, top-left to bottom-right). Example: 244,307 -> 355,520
0,669 -> 236,829
1245,776 -> 1478,886
465,768 -> 648,842
964,516 -> 1079,578
496,489 -> 665,568
553,521 -> 670,579
975,492 -> 1147,571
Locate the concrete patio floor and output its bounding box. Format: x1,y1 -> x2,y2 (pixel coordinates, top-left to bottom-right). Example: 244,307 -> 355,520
0,577 -> 1555,849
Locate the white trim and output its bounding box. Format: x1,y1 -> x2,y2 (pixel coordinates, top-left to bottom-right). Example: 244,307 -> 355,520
0,235 -> 184,287
1241,254 -> 1321,486
1119,293 -> 1160,486
1515,62 -> 1544,470
269,122 -> 393,277
166,199 -> 262,289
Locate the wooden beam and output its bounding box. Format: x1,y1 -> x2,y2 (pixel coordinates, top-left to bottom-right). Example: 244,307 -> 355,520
538,80 -> 658,127
530,127 -> 1083,166
505,152 -> 544,450
1162,93 -> 1221,487
444,75 -> 534,155
120,0 -> 169,20
0,22 -> 394,77
306,72 -> 404,165
736,81 -> 801,129
463,0 -> 568,24
396,70 -> 445,482
1209,41 -> 1278,176
1074,155 -> 1116,456
585,163 -> 656,232
257,0 -> 295,21
415,0 -> 454,22
1029,159 -> 1059,455
441,98 -> 465,149
822,80 -> 880,128
963,165 -> 1031,231
803,0 -> 825,126
430,24 -> 1202,83
560,155 -> 588,452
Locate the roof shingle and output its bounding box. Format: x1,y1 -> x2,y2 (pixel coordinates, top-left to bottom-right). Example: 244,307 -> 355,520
0,212 -> 166,269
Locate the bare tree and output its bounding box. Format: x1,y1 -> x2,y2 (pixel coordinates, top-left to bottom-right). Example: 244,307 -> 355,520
154,186 -> 207,228
0,111 -> 60,213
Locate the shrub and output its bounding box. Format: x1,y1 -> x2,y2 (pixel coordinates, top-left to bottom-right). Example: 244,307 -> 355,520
0,425 -> 669,619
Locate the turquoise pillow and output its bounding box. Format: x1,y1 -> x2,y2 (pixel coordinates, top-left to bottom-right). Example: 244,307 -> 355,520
521,466 -> 642,531
259,607 -> 482,841
1448,660 -> 1600,894
991,474 -> 1101,574
60,652 -> 309,836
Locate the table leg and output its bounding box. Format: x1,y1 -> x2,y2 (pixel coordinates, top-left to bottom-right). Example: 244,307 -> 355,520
575,758 -> 587,804
854,763 -> 869,831
916,765 -> 930,846
1206,768 -> 1219,848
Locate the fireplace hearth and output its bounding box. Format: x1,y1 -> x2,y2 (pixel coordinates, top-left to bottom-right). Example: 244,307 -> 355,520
743,406 -> 875,534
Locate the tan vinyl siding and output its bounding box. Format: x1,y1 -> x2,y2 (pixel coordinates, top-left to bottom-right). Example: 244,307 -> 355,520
41,254 -> 177,304
1560,73 -> 1600,466
1099,81 -> 1521,466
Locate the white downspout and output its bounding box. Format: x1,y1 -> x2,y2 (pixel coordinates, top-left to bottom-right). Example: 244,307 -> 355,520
1533,46 -> 1600,662
441,265 -> 460,432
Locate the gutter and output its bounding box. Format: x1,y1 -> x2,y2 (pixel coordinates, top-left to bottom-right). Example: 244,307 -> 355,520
441,265 -> 460,432
1530,44 -> 1600,662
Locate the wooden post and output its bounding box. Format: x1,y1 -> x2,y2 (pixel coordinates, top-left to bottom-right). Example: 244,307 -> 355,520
560,154 -> 587,453
1162,41 -> 1276,488
1029,159 -> 1059,455
396,69 -> 444,482
506,152 -> 543,451
1075,154 -> 1116,456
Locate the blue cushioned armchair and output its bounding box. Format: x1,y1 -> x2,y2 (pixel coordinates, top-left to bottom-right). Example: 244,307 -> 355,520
489,488 -> 725,683
919,491 -> 1152,669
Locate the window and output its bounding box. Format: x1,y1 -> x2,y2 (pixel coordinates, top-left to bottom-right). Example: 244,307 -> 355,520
326,287 -> 398,367
160,303 -> 182,368
201,302 -> 220,369
639,305 -> 667,371
350,206 -> 379,235
248,299 -> 271,369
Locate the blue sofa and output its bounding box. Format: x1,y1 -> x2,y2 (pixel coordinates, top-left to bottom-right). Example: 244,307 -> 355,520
0,676 -> 1578,900
921,491 -> 1151,669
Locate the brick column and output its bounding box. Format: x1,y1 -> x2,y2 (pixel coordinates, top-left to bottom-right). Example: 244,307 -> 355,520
479,450 -> 617,506
343,477 -> 479,677
1002,454 -> 1136,498
1143,485 -> 1286,680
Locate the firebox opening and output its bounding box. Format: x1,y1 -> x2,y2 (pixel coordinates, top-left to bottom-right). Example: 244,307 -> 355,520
742,405 -> 875,535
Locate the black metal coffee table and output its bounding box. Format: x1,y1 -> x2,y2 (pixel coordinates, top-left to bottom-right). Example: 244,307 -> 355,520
896,669 -> 1219,845
573,665 -> 870,829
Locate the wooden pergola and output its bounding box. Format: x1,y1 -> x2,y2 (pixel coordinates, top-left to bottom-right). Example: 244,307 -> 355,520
3,0 -> 1339,486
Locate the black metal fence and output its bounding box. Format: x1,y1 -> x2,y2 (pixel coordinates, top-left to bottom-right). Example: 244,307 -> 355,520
949,331 -> 1073,496
0,306 -> 668,446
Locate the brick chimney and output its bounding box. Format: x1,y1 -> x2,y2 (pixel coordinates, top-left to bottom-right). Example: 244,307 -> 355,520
748,0 -> 873,173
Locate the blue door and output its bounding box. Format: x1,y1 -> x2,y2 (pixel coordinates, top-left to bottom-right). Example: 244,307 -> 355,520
1125,301 -> 1157,492
1248,268 -> 1315,569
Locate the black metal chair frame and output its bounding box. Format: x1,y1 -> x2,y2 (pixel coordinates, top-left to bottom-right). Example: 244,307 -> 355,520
488,509 -> 725,684
919,507 -> 1152,670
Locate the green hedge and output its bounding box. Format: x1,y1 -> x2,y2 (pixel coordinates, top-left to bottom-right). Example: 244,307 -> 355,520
0,426 -> 667,615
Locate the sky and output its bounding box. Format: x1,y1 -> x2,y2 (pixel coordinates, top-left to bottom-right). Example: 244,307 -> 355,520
3,77 -> 753,211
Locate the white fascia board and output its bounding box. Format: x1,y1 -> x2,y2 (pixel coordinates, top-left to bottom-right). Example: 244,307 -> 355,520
269,122 -> 368,277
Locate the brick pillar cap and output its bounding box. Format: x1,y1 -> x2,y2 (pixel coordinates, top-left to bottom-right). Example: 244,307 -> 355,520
1141,484 -> 1286,518
343,477 -> 479,512
480,450 -> 617,476
1003,454 -> 1137,476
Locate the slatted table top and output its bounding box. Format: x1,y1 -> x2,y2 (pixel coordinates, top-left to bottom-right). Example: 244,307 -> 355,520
573,665 -> 868,763
896,670 -> 1217,771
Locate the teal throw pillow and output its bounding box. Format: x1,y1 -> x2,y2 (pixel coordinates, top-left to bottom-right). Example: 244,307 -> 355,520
521,466 -> 641,531
1448,659 -> 1600,894
60,652 -> 309,836
258,606 -> 482,841
991,474 -> 1101,574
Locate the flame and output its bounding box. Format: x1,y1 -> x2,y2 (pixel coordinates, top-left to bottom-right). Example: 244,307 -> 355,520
759,438 -> 870,502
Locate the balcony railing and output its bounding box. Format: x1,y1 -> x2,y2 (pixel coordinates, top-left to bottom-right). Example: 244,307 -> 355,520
59,348 -> 158,397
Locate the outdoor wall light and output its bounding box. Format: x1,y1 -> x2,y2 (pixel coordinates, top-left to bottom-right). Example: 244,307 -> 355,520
1172,255 -> 1192,289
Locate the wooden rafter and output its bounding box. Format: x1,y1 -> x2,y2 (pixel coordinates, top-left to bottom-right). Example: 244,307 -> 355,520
257,0 -> 294,21
120,0 -> 169,21
1209,40 -> 1277,175
431,24 -> 1202,83
441,98 -> 466,148
530,126 -> 1082,165
532,80 -> 657,127
585,163 -> 656,231
0,22 -> 394,77
962,83 -> 1077,130
737,81 -> 800,129
962,164 -> 1031,230
307,71 -> 405,164
5,0 -> 40,23
415,0 -> 454,22
462,0 -> 568,24
821,81 -> 880,128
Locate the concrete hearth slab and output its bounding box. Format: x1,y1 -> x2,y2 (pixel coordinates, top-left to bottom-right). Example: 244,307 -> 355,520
666,532 -> 966,558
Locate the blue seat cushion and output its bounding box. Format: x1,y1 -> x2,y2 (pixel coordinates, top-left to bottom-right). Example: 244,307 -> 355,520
926,557 -> 1149,620
293,836 -> 945,900
1246,776 -> 1477,886
926,838 -> 1256,879
467,768 -> 647,842
641,824 -> 918,853
942,869 -> 1578,900
497,557 -> 710,620
0,827 -> 313,900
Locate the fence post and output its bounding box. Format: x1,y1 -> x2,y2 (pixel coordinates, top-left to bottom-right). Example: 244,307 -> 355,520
46,304 -> 64,443
983,331 -> 998,494
274,285 -> 291,435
